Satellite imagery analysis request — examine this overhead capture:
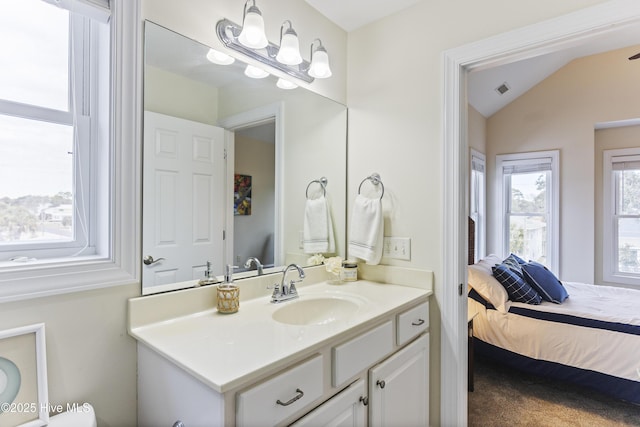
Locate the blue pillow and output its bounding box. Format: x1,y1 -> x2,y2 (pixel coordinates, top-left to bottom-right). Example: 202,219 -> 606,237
521,262 -> 569,304
492,264 -> 542,305
502,254 -> 525,276
509,253 -> 527,264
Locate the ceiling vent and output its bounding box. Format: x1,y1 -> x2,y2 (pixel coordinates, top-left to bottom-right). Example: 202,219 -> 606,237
495,82 -> 510,95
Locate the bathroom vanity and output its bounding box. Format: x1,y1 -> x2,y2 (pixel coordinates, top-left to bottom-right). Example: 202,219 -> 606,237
129,267 -> 432,426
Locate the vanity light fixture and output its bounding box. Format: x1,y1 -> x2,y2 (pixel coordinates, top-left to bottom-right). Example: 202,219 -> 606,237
275,21 -> 302,65
237,0 -> 268,49
206,48 -> 235,65
276,78 -> 298,90
308,39 -> 332,79
216,2 -> 332,84
244,64 -> 270,79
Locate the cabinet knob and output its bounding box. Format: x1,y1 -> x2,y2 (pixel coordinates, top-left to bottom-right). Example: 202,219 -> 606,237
276,388 -> 304,406
172,421 -> 185,427
412,318 -> 425,326
376,379 -> 386,389
359,396 -> 369,406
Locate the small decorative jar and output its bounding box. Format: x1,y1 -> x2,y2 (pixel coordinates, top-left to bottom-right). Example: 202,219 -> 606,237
216,284 -> 240,314
341,260 -> 358,282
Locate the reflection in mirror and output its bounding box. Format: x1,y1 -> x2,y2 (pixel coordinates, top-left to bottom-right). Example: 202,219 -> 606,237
142,21 -> 347,295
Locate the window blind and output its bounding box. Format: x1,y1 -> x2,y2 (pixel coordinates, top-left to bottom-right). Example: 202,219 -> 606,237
502,160 -> 551,175
611,155 -> 640,171
41,0 -> 110,22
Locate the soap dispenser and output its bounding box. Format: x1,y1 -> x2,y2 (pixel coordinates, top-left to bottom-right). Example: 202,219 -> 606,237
217,265 -> 240,314
198,261 -> 219,286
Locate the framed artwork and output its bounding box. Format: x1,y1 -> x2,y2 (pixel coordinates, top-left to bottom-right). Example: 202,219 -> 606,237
234,174 -> 252,216
0,323 -> 48,427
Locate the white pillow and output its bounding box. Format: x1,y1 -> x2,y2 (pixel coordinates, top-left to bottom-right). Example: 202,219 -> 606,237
473,254 -> 502,275
468,255 -> 510,313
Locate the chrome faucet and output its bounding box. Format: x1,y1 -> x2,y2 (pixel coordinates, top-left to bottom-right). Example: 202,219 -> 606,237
244,257 -> 264,275
270,263 -> 305,303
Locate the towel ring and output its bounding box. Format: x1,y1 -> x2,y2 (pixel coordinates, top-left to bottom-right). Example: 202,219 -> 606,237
358,173 -> 384,200
306,177 -> 328,199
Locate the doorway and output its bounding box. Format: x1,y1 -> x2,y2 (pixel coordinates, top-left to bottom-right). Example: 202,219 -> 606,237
441,2 -> 640,425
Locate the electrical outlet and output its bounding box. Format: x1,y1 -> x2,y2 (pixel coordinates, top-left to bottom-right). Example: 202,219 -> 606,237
383,237 -> 411,260
299,230 -> 304,249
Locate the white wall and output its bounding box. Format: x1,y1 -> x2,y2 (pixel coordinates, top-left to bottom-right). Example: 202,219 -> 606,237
486,44 -> 640,283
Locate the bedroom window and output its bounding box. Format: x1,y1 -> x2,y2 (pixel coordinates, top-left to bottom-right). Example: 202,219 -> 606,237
0,0 -> 109,262
603,148 -> 640,286
470,149 -> 486,261
497,150 -> 559,273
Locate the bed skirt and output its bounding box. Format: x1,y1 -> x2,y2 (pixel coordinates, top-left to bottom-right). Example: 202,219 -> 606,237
474,338 -> 640,405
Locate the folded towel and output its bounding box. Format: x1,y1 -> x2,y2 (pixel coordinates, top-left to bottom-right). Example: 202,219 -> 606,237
303,195 -> 335,254
348,194 -> 383,265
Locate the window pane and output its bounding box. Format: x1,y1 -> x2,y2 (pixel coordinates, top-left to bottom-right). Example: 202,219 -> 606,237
510,172 -> 547,214
0,115 -> 73,244
617,169 -> 640,215
509,215 -> 547,264
617,217 -> 640,274
0,0 -> 70,111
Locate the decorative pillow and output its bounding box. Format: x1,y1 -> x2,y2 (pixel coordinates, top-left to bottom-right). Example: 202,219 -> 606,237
509,253 -> 527,265
492,263 -> 542,305
502,254 -> 525,276
521,262 -> 569,304
468,263 -> 510,313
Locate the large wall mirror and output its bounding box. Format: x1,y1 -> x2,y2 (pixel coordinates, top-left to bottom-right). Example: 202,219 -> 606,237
142,21 -> 347,294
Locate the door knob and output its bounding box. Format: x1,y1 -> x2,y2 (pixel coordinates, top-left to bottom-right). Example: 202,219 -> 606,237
143,255 -> 166,265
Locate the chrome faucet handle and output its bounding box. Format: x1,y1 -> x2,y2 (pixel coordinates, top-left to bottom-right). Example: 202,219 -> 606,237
288,281 -> 299,296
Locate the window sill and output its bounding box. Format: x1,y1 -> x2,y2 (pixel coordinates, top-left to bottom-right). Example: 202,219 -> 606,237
602,272 -> 640,288
0,256 -> 138,303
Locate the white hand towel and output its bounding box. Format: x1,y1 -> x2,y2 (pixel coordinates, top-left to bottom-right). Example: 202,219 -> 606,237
303,196 -> 335,254
348,194 -> 383,265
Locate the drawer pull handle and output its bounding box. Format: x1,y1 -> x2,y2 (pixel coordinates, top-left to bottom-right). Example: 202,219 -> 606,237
359,396 -> 369,406
412,319 -> 425,326
276,388 -> 304,406
376,379 -> 386,389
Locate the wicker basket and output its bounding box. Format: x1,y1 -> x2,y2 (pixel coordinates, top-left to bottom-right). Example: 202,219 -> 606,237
217,284 -> 240,314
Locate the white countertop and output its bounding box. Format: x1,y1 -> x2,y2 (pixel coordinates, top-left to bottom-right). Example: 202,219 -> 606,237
129,280 -> 429,393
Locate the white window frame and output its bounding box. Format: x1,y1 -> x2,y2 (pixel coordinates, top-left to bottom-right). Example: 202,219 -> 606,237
470,149 -> 486,262
0,0 -> 140,302
0,9 -> 99,260
496,150 -> 559,273
603,147 -> 640,286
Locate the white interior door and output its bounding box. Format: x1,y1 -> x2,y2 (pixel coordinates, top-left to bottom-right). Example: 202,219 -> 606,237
143,111 -> 226,293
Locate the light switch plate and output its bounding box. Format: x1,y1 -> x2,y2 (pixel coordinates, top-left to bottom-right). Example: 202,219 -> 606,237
383,237 -> 411,260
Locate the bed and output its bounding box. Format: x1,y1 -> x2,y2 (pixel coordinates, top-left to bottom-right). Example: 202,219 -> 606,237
468,253 -> 640,405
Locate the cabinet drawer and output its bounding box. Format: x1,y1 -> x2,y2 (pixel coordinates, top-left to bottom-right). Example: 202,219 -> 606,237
332,321 -> 393,387
397,302 -> 429,346
236,355 -> 323,427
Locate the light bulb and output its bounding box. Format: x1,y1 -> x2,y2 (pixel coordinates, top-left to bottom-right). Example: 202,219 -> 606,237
309,47 -> 332,79
206,48 -> 235,65
238,4 -> 268,49
276,78 -> 298,90
244,64 -> 269,79
276,25 -> 302,65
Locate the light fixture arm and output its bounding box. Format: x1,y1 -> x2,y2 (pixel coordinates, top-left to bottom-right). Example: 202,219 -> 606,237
243,0 -> 257,21
280,20 -> 296,42
216,18 -> 314,83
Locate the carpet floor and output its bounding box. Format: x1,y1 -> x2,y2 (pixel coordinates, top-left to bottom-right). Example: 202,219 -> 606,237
468,357 -> 640,427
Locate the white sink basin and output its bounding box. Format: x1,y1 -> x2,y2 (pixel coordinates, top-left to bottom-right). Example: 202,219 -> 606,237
272,295 -> 365,326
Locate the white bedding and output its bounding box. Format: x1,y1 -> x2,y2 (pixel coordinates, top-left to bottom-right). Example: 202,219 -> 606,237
470,282 -> 640,382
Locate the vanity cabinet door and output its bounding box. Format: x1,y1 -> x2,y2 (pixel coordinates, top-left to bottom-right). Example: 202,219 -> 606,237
290,379 -> 366,427
369,334 -> 429,426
